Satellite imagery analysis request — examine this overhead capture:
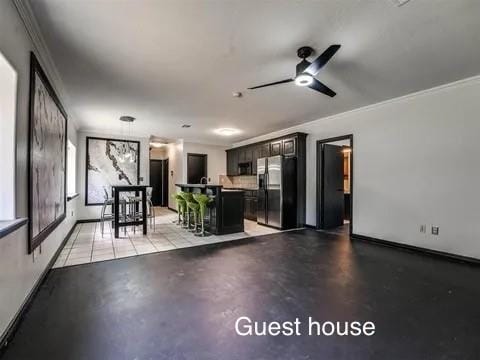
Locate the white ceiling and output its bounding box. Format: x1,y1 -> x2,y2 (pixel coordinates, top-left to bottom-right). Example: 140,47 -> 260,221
28,0 -> 480,145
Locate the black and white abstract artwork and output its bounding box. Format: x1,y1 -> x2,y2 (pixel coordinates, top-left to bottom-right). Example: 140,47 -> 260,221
28,53 -> 67,252
86,137 -> 140,205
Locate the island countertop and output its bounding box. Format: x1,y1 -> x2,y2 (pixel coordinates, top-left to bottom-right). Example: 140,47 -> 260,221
175,183 -> 223,189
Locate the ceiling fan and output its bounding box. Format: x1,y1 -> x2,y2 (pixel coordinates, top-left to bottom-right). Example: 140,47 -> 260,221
248,45 -> 341,97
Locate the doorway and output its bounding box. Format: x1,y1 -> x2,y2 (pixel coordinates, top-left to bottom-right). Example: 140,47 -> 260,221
149,159 -> 169,206
316,135 -> 353,236
187,153 -> 208,184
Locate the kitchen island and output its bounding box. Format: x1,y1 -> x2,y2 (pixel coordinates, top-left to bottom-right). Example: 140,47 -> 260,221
175,184 -> 244,235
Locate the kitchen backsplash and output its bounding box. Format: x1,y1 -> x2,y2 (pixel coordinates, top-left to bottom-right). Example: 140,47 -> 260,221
219,175 -> 257,189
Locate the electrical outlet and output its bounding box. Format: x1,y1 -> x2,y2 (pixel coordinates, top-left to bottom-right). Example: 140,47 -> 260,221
420,225 -> 426,233
431,226 -> 439,235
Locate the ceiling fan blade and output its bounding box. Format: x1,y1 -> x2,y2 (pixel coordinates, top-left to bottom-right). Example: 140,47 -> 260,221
304,45 -> 341,76
308,78 -> 336,97
248,78 -> 293,90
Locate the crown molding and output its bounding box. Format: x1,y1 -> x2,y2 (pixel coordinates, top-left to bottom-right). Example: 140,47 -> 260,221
12,0 -> 79,130
233,74 -> 480,147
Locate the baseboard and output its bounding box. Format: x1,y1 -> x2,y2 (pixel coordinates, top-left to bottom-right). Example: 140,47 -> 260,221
352,233 -> 480,266
77,218 -> 101,223
168,207 -> 177,213
0,221 -> 78,351
304,224 -> 316,229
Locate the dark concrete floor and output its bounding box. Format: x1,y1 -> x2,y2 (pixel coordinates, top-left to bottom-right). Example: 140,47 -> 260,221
2,229 -> 479,360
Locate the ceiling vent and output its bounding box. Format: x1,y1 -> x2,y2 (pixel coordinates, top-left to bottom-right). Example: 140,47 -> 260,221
390,0 -> 411,6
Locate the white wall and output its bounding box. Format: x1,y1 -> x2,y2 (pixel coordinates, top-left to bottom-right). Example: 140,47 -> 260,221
150,146 -> 168,160
167,140 -> 184,209
182,142 -> 227,183
234,76 -> 480,260
76,131 -> 150,220
0,51 -> 17,220
0,0 -> 79,339
164,141 -> 227,209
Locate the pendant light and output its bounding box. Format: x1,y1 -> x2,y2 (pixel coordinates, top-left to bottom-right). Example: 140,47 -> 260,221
119,116 -> 135,163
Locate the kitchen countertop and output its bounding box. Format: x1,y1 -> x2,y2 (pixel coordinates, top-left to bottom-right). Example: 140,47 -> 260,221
224,187 -> 258,191
175,183 -> 223,189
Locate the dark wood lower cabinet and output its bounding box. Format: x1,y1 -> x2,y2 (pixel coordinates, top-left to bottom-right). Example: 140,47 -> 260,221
243,197 -> 257,221
244,192 -> 257,221
221,191 -> 245,233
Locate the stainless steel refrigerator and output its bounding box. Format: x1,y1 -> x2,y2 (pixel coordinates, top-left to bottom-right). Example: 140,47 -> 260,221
257,155 -> 297,229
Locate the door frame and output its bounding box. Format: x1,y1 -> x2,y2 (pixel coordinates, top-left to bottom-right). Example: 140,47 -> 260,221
316,134 -> 353,236
187,153 -> 208,183
149,159 -> 169,206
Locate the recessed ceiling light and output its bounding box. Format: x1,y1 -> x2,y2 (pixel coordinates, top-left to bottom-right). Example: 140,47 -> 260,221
182,124 -> 191,128
294,73 -> 313,87
232,92 -> 242,98
214,128 -> 240,136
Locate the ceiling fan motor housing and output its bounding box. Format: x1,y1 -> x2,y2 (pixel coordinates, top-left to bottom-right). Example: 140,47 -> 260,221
297,46 -> 314,59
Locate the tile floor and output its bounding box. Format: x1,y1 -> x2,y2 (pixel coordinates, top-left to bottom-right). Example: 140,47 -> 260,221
53,207 -> 280,268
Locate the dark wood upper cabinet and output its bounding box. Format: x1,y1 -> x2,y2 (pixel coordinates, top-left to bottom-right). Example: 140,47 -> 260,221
238,148 -> 245,163
244,147 -> 253,162
226,149 -> 238,176
252,145 -> 261,174
238,147 -> 253,163
282,137 -> 297,157
270,141 -> 282,156
259,143 -> 270,158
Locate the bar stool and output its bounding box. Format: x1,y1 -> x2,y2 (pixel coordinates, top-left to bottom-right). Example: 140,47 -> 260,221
192,193 -> 212,236
126,192 -> 142,233
173,193 -> 187,225
100,186 -> 127,236
146,187 -> 155,231
178,192 -> 191,228
182,192 -> 199,231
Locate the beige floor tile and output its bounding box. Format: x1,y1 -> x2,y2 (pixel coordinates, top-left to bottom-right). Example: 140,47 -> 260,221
54,209 -> 281,268
115,251 -> 137,259
68,249 -> 92,258
91,254 -> 115,262
153,244 -> 176,251
92,248 -> 114,256
64,257 -> 91,266
114,246 -> 135,253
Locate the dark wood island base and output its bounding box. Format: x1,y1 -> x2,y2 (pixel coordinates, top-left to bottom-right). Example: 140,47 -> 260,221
176,184 -> 244,235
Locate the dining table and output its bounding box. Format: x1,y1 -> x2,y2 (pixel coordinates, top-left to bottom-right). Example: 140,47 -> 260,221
111,185 -> 149,238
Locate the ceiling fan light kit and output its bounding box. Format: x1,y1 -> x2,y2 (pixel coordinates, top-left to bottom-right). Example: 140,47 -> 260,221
248,44 -> 340,97
295,73 -> 313,87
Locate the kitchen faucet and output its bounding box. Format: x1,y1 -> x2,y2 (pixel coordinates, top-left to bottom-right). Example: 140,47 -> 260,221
200,177 -> 208,184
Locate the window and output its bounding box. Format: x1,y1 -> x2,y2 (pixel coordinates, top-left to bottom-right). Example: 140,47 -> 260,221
67,140 -> 76,196
0,51 -> 17,220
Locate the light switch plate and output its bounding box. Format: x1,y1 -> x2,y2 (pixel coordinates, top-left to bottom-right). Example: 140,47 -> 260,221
420,225 -> 426,233
431,226 -> 439,235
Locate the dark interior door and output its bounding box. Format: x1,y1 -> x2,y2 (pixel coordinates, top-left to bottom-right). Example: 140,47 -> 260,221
187,153 -> 207,184
321,144 -> 344,229
149,159 -> 168,206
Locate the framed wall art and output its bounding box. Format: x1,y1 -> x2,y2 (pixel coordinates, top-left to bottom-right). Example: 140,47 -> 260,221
85,137 -> 140,206
28,52 -> 67,253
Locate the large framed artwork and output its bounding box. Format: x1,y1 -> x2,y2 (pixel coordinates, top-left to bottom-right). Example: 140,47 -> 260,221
85,137 -> 140,206
28,52 -> 67,253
